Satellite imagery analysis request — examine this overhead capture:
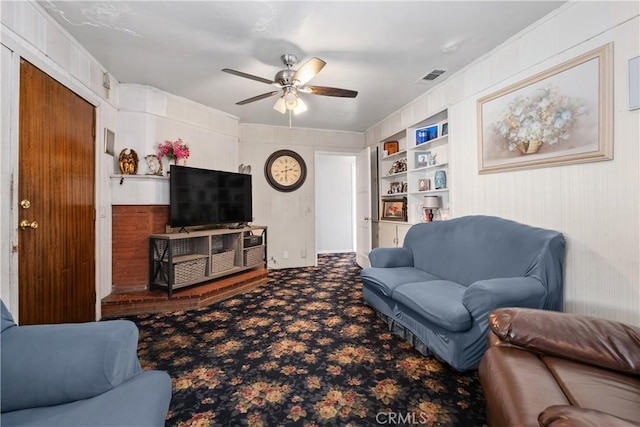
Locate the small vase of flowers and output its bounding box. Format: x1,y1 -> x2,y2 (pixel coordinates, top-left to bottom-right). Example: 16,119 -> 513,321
157,138 -> 190,165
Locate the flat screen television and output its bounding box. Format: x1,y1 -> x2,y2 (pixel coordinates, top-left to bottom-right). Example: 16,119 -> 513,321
169,165 -> 252,228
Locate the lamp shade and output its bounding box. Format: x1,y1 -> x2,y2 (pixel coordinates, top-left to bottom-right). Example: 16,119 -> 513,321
273,97 -> 286,114
423,195 -> 441,209
293,97 -> 308,114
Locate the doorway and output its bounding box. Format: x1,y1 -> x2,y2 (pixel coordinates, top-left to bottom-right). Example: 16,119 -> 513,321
17,59 -> 96,325
315,153 -> 356,255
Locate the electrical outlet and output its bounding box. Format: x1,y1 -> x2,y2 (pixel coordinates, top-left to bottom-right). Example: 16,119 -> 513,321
283,251 -> 289,259
301,249 -> 306,258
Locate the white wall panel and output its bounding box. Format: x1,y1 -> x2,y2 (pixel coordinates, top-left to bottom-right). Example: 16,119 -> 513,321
365,1 -> 640,325
239,124 -> 364,269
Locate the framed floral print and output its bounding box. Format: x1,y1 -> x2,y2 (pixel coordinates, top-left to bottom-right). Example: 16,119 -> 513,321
477,43 -> 613,173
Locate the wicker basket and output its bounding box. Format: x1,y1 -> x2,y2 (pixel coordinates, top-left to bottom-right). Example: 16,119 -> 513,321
173,257 -> 207,285
156,239 -> 190,259
244,246 -> 264,267
211,250 -> 235,273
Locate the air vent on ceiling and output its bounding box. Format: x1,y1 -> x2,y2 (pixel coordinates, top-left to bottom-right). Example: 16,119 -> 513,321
421,69 -> 446,81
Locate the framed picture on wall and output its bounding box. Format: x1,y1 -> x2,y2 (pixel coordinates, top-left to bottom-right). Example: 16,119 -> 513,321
477,43 -> 613,173
104,128 -> 115,156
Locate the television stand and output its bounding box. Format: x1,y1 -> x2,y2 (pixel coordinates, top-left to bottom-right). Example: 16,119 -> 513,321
148,225 -> 267,297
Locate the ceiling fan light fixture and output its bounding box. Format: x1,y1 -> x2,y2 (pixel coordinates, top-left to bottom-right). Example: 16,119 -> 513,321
284,89 -> 298,110
293,97 -> 307,115
273,97 -> 286,114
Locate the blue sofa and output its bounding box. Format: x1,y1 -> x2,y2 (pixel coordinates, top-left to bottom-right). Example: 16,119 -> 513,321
361,215 -> 565,371
0,300 -> 172,426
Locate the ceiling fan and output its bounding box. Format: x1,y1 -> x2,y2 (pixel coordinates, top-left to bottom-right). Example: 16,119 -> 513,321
222,54 -> 358,115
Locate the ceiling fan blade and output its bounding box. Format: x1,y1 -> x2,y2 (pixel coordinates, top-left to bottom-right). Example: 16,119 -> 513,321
303,85 -> 358,98
222,68 -> 274,85
292,57 -> 326,85
236,91 -> 281,105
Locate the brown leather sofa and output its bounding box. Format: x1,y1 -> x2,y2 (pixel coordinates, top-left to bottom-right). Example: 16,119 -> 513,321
479,308 -> 640,427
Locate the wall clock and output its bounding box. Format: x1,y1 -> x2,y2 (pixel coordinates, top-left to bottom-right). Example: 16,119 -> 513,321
264,149 -> 307,192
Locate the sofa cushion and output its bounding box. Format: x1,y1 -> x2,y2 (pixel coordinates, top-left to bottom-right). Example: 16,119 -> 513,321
479,346 -> 571,427
360,267 -> 440,297
542,356 -> 640,424
393,280 -> 472,332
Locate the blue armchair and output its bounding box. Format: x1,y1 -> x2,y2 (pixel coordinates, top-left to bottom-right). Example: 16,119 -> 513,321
0,300 -> 172,426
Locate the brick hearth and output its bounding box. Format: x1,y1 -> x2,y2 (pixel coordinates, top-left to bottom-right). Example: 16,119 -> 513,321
104,205 -> 268,317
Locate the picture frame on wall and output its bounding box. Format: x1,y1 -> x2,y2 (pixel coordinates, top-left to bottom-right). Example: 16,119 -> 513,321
477,43 -> 613,174
381,198 -> 407,221
104,128 -> 115,156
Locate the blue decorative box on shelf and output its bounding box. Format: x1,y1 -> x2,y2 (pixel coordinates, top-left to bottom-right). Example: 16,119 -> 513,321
416,125 -> 439,145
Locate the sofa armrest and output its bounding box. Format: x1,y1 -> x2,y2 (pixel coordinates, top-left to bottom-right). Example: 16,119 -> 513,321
462,277 -> 546,323
488,308 -> 640,375
538,405 -> 639,427
1,320 -> 143,412
368,247 -> 413,268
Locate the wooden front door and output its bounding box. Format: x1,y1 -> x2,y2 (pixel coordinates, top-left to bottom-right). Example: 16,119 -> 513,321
18,59 -> 96,325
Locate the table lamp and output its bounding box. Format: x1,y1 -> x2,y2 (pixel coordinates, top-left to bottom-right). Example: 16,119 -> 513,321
423,195 -> 441,222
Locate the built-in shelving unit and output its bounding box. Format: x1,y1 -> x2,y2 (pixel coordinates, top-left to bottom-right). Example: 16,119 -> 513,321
377,109 -> 450,247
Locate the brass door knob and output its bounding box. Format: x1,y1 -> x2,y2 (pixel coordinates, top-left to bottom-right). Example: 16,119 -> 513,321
20,220 -> 38,230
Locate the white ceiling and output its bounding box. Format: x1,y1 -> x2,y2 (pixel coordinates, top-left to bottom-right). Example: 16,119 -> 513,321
39,1 -> 565,132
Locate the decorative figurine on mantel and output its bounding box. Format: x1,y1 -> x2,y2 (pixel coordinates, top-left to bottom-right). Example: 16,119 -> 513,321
118,148 -> 139,175
144,154 -> 163,176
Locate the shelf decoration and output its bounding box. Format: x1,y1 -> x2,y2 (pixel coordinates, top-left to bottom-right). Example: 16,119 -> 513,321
434,170 -> 447,189
157,138 -> 191,165
387,158 -> 407,175
478,43 -> 612,173
118,149 -> 139,175
144,154 -> 163,176
416,125 -> 438,145
383,141 -> 399,156
439,121 -> 448,137
381,198 -> 407,221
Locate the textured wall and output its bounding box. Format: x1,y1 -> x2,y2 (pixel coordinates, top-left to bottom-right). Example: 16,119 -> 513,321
365,2 -> 640,325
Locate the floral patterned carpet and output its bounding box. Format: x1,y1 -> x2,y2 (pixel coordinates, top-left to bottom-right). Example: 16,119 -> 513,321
127,253 -> 487,427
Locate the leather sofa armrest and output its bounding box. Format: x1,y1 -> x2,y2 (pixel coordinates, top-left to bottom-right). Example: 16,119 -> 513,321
489,308 -> 640,375
369,247 -> 413,268
539,405 -> 639,427
462,277 -> 546,323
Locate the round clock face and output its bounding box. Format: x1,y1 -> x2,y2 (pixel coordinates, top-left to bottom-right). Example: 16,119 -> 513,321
264,149 -> 307,192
